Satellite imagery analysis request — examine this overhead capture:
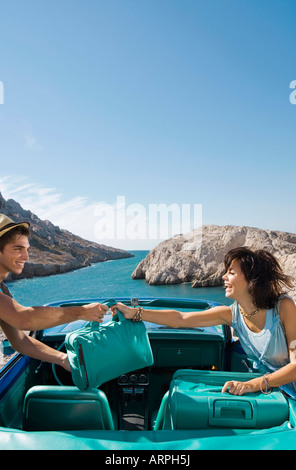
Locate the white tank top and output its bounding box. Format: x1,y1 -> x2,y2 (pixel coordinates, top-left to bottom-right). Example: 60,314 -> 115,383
231,296 -> 296,397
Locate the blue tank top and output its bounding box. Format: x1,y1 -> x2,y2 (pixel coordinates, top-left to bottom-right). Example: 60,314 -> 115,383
231,296 -> 296,397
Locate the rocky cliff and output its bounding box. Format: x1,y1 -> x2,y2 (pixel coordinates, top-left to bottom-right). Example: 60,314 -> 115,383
0,192 -> 133,280
132,225 -> 296,301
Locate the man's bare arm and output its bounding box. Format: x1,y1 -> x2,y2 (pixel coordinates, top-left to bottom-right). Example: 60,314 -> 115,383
0,320 -> 70,370
0,292 -> 108,331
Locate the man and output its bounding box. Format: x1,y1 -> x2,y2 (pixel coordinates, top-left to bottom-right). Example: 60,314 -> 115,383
0,214 -> 108,371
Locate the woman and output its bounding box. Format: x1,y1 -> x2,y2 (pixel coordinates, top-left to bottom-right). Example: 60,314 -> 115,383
114,247 -> 296,397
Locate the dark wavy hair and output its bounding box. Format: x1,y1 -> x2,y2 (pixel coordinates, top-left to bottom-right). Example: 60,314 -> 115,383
224,247 -> 294,309
0,225 -> 30,252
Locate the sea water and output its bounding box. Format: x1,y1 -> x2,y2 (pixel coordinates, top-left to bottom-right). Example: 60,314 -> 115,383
6,251 -> 232,307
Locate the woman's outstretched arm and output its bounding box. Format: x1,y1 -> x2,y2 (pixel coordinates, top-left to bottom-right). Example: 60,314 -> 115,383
114,302 -> 232,328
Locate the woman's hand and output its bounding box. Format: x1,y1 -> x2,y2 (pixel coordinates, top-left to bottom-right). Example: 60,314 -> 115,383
112,302 -> 136,320
222,379 -> 258,395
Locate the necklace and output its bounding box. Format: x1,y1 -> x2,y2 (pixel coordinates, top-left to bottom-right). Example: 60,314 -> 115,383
239,305 -> 260,318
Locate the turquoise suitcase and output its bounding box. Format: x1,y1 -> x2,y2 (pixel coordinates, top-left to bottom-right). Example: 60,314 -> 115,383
155,369 -> 289,430
65,299 -> 154,390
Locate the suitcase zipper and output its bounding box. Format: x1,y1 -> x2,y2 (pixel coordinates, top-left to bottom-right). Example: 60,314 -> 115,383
78,344 -> 89,388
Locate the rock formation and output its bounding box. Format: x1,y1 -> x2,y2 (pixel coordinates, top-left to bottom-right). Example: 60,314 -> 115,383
132,225 -> 296,301
0,192 -> 133,280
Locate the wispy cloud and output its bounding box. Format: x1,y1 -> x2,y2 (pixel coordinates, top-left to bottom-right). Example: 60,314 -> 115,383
0,175 -> 102,243
0,115 -> 42,150
25,135 -> 41,149
0,175 -> 182,250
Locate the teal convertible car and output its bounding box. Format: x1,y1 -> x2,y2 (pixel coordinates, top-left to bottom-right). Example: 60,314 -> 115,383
0,297 -> 296,450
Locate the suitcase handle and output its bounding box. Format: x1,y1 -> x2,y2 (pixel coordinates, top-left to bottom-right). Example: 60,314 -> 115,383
103,298 -> 127,323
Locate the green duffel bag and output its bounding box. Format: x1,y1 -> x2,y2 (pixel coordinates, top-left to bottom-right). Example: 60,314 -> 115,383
65,299 -> 154,390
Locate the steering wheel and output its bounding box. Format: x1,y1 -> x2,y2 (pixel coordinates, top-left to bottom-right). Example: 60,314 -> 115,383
52,341 -> 72,386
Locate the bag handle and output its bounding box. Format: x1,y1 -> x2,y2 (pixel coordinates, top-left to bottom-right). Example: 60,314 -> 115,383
102,298 -> 126,323
103,298 -> 117,308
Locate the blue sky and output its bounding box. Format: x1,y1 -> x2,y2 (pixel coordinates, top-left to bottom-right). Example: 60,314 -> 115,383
0,0 -> 295,250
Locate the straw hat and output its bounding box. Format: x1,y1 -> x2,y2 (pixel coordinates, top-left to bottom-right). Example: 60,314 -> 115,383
0,214 -> 30,238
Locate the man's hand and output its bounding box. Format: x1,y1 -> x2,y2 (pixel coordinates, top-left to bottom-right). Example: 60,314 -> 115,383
80,302 -> 109,323
59,353 -> 71,372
